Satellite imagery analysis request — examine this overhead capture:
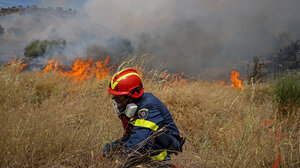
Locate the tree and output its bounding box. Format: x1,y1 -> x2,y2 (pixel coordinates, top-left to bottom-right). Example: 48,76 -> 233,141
268,40 -> 300,73
24,39 -> 66,58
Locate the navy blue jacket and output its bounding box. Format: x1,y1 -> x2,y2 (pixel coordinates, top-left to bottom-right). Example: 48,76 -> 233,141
124,93 -> 180,151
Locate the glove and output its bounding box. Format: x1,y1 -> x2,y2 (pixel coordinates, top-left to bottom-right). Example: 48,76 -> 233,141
174,135 -> 186,152
178,136 -> 186,152
103,137 -> 129,157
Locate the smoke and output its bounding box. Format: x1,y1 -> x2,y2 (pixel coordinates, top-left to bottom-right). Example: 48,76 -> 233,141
1,0 -> 300,78
0,6 -> 127,66
85,0 -> 300,77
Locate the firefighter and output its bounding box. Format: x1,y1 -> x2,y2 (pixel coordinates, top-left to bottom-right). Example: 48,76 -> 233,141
103,68 -> 185,164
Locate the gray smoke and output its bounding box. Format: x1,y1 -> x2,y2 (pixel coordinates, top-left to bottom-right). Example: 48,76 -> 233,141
1,0 -> 300,78
0,6 -> 127,67
85,0 -> 300,78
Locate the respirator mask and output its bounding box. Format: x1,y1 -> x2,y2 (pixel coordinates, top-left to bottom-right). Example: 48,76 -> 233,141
112,101 -> 137,118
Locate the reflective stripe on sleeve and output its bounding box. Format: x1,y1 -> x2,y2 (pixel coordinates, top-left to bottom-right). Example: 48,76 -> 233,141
149,150 -> 168,161
129,119 -> 159,131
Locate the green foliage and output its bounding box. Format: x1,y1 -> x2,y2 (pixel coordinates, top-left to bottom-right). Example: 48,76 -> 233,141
24,39 -> 66,58
273,73 -> 300,114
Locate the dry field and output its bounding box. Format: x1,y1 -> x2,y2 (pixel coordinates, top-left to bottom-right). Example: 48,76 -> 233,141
0,63 -> 299,167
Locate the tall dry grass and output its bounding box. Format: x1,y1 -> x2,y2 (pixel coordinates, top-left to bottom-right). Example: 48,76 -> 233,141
0,63 -> 299,167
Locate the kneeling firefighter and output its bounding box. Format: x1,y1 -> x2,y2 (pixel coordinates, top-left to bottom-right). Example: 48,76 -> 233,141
103,68 -> 185,165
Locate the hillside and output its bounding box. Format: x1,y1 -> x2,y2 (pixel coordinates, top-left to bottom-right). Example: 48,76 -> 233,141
0,62 -> 299,167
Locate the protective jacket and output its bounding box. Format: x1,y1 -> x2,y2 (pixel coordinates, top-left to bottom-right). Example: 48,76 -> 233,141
120,93 -> 181,155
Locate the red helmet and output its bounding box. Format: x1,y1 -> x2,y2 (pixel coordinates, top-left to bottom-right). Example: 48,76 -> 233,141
108,68 -> 144,98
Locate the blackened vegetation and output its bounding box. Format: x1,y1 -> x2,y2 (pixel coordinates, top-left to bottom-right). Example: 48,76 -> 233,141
85,45 -> 110,61
247,55 -> 268,83
68,37 -> 134,64
248,39 -> 300,82
268,40 -> 300,73
107,38 -> 134,59
84,38 -> 134,64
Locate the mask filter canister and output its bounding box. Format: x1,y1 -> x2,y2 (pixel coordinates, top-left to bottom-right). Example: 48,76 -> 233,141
124,103 -> 138,118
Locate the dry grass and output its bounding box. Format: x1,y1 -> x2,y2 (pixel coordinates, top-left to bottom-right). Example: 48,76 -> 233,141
0,64 -> 299,167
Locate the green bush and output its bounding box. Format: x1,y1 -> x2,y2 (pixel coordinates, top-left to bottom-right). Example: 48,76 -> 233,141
24,39 -> 66,58
273,73 -> 300,115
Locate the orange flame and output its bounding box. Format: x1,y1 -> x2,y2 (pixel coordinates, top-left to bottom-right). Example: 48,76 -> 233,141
19,61 -> 27,71
95,57 -> 111,79
4,55 -> 27,74
160,72 -> 186,89
5,55 -> 18,66
42,59 -> 60,73
41,56 -> 112,81
230,71 -> 243,89
160,72 -> 168,79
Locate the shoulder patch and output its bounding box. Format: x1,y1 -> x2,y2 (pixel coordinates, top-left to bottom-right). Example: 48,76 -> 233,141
138,108 -> 149,119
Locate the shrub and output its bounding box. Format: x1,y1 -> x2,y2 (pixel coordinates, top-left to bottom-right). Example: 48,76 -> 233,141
273,73 -> 300,115
268,40 -> 300,73
24,39 -> 66,58
247,55 -> 267,83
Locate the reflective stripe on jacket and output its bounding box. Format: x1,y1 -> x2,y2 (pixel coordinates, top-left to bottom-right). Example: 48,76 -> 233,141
124,93 -> 180,150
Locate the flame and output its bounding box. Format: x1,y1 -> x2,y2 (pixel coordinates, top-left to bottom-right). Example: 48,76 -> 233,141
19,61 -> 27,71
160,72 -> 168,79
41,56 -> 112,81
230,71 -> 243,89
63,59 -> 94,81
42,59 -> 60,73
95,57 -> 111,79
160,72 -> 186,89
5,55 -> 18,66
4,55 -> 27,74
